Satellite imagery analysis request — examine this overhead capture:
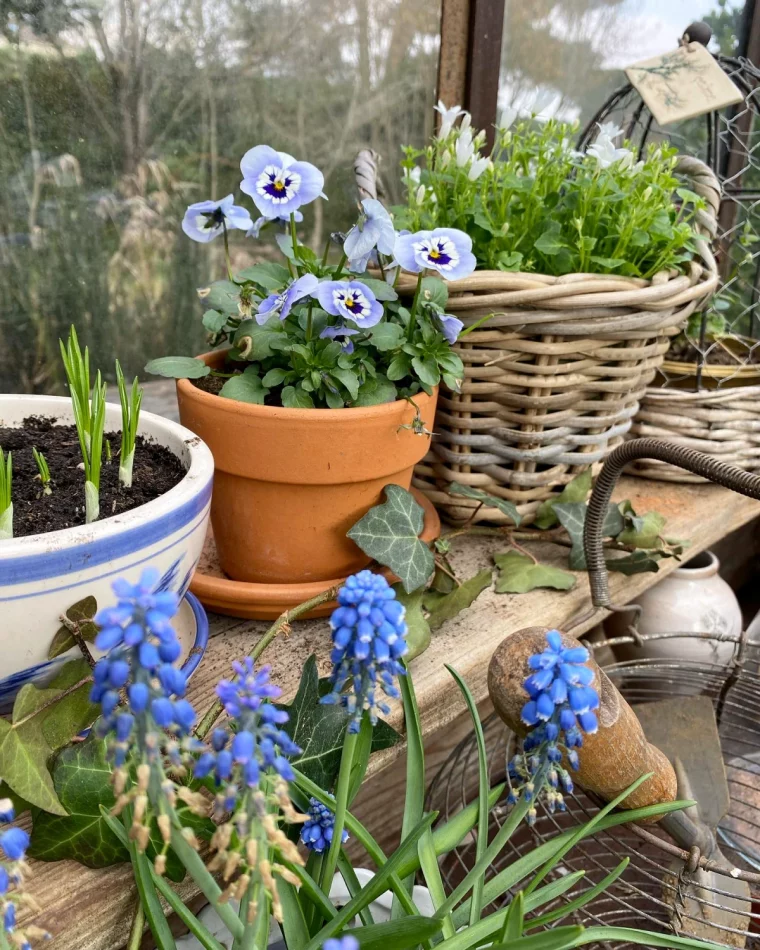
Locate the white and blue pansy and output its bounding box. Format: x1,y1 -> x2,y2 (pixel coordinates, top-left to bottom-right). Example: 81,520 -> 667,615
394,227 -> 476,281
181,194 -> 253,243
316,280 -> 383,329
256,273 -> 319,326
240,145 -> 324,219
436,312 -> 464,344
343,198 -> 396,272
247,209 -> 303,239
319,324 -> 361,354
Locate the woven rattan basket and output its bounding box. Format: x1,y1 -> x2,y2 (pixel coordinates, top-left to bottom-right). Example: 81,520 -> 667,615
405,156 -> 720,524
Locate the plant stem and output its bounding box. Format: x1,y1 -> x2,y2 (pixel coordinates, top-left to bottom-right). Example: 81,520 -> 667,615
127,901 -> 145,950
321,234 -> 333,266
406,273 -> 424,341
222,221 -> 233,281
290,212 -> 299,264
195,584 -> 341,740
319,728 -> 358,894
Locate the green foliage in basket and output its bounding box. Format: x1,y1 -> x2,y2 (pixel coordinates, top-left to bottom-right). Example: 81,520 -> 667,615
395,110 -> 706,280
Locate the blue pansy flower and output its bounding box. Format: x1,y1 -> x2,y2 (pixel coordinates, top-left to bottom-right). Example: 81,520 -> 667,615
394,228 -> 476,281
436,312 -> 464,344
181,194 -> 253,243
319,324 -> 361,354
316,280 -> 383,329
256,273 -> 319,326
248,209 -> 303,239
240,146 -> 324,219
343,199 -> 396,272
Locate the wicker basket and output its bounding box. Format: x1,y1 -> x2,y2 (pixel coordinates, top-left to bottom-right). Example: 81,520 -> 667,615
628,384 -> 760,481
406,156 -> 721,524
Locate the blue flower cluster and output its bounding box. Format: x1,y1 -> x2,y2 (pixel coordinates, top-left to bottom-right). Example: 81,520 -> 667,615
0,800 -> 47,949
508,630 -> 600,825
300,798 -> 349,853
195,660 -> 300,793
90,568 -> 194,764
321,571 -> 408,733
324,937 -> 358,950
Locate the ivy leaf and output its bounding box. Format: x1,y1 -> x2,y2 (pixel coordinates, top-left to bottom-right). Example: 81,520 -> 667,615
494,552 -> 576,594
0,718 -> 64,815
42,660 -> 99,750
392,586 -> 430,661
534,471 -> 592,529
605,550 -> 664,575
449,483 -> 521,526
144,356 -> 209,380
347,485 -> 434,593
201,280 -> 241,314
616,510 -> 667,549
357,278 -> 398,302
425,569 -> 492,631
353,375 -> 397,407
370,323 -> 405,352
554,502 -> 624,570
421,276 -> 448,309
278,657 -> 400,792
219,367 -> 269,404
48,596 -> 98,660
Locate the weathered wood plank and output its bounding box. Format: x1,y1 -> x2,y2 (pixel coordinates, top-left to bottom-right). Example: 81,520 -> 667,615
22,478 -> 760,949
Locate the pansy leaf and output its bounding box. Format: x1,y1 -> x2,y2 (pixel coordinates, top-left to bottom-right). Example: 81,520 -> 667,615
391,586 -> 430,661
449,483 -> 521,526
144,356 -> 210,380
370,323 -> 405,352
358,278 -> 398,302
353,375 -> 397,407
202,309 -> 228,333
494,552 -> 576,594
219,367 -> 269,404
234,318 -> 284,362
277,657 -> 400,792
235,262 -> 291,290
330,368 -> 360,401
425,568 -> 492,631
534,471 -> 592,529
411,356 -> 440,387
421,276 -> 448,309
275,233 -> 296,260
48,595 -> 98,660
201,280 -> 240,314
347,485 -> 434,593
387,354 -> 412,381
281,385 -> 315,409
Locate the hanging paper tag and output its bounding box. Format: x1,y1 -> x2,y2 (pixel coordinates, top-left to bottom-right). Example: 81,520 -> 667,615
625,42 -> 743,126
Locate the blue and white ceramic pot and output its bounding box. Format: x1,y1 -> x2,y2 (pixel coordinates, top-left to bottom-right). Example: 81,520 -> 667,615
0,395 -> 214,699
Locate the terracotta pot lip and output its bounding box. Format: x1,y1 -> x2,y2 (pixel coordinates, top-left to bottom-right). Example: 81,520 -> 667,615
177,349 -> 438,421
673,549 -> 719,578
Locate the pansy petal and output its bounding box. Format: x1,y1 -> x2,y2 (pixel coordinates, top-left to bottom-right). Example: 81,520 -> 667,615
394,231 -> 426,273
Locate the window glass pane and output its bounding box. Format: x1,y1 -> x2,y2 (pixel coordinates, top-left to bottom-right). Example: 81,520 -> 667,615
0,0 -> 440,392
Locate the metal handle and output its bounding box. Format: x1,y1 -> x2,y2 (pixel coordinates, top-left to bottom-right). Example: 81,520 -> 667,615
583,438 -> 760,610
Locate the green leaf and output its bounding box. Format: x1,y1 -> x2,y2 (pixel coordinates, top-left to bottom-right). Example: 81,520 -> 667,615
616,510 -> 666,548
0,717 -> 64,815
282,385 -> 316,409
279,657 -> 399,792
605,550 -> 664,575
387,354 -> 412,381
234,318 -> 284,361
219,367 -> 269,404
494,552 -> 576,594
358,278 -> 398,302
201,279 -> 240,314
554,501 -> 623,569
48,595 -> 98,659
589,256 -> 624,270
42,659 -> 98,749
535,225 -> 565,257
353,375 -> 398,407
426,569 -> 492,631
533,471 -> 592,529
411,355 -> 440,387
421,276 -> 448,309
202,309 -> 227,333
370,323 -> 405,352
144,356 -> 209,380
261,367 -> 292,387
347,485 -> 435,593
236,262 -> 291,290
330,367 -> 360,401
351,916 -> 443,950
449,483 -> 521,526
391,586 -> 430,661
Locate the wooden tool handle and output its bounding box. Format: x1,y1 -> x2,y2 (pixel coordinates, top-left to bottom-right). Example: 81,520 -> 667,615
488,627 -> 676,816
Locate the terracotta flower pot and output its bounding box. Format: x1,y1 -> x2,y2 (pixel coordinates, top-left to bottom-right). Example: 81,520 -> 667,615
176,351 -> 438,585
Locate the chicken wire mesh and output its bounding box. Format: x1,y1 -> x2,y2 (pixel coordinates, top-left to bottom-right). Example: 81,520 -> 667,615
578,25 -> 760,392
426,633 -> 760,948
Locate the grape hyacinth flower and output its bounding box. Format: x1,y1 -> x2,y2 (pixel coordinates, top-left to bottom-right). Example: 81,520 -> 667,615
240,146 -> 324,219
182,195 -> 253,243
0,799 -> 49,949
324,938 -> 359,950
322,571 -> 409,733
507,630 -> 599,825
343,199 -> 396,273
316,280 -> 384,329
256,274 -> 319,326
394,228 -> 476,281
300,797 -> 349,853
195,660 -> 306,922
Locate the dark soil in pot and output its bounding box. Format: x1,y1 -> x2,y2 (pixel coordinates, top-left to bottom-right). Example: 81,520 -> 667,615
0,416 -> 186,537
669,336 -> 760,366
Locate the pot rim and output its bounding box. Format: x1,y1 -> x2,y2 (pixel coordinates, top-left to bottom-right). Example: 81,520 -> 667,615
176,349 -> 438,421
0,394 -> 214,557
672,549 -> 719,579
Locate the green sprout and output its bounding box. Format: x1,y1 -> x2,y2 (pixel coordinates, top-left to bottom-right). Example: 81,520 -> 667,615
59,326 -> 92,454
115,359 -> 143,489
0,447 -> 11,540
32,447 -> 52,495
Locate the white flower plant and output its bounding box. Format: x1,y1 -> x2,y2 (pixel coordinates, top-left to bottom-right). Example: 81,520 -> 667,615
396,106 -> 706,279
146,145 -> 478,409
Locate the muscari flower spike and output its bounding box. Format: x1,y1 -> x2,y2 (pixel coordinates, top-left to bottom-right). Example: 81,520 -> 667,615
507,630 -> 599,825
240,146 -> 324,219
321,571 -> 408,733
182,194 -> 253,243
394,228 -> 476,281
316,279 -> 384,330
256,274 -> 318,326
0,799 -> 49,949
300,797 -> 349,853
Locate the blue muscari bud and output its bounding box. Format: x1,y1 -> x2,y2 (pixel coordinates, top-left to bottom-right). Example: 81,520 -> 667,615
108,659 -> 130,688
0,867 -> 8,895
138,641 -> 160,670
159,638 -> 182,663
0,827 -> 29,861
115,713 -> 134,742
102,690 -> 119,717
212,728 -> 228,752
0,802 -> 13,824
215,749 -> 233,781
232,730 -> 255,763
194,752 -> 216,778
172,699 -> 196,733
4,902 -> 15,930
128,682 -> 149,713
151,697 -> 174,728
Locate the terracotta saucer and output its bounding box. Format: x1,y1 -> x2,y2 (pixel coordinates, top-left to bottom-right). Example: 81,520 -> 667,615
189,489 -> 441,620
